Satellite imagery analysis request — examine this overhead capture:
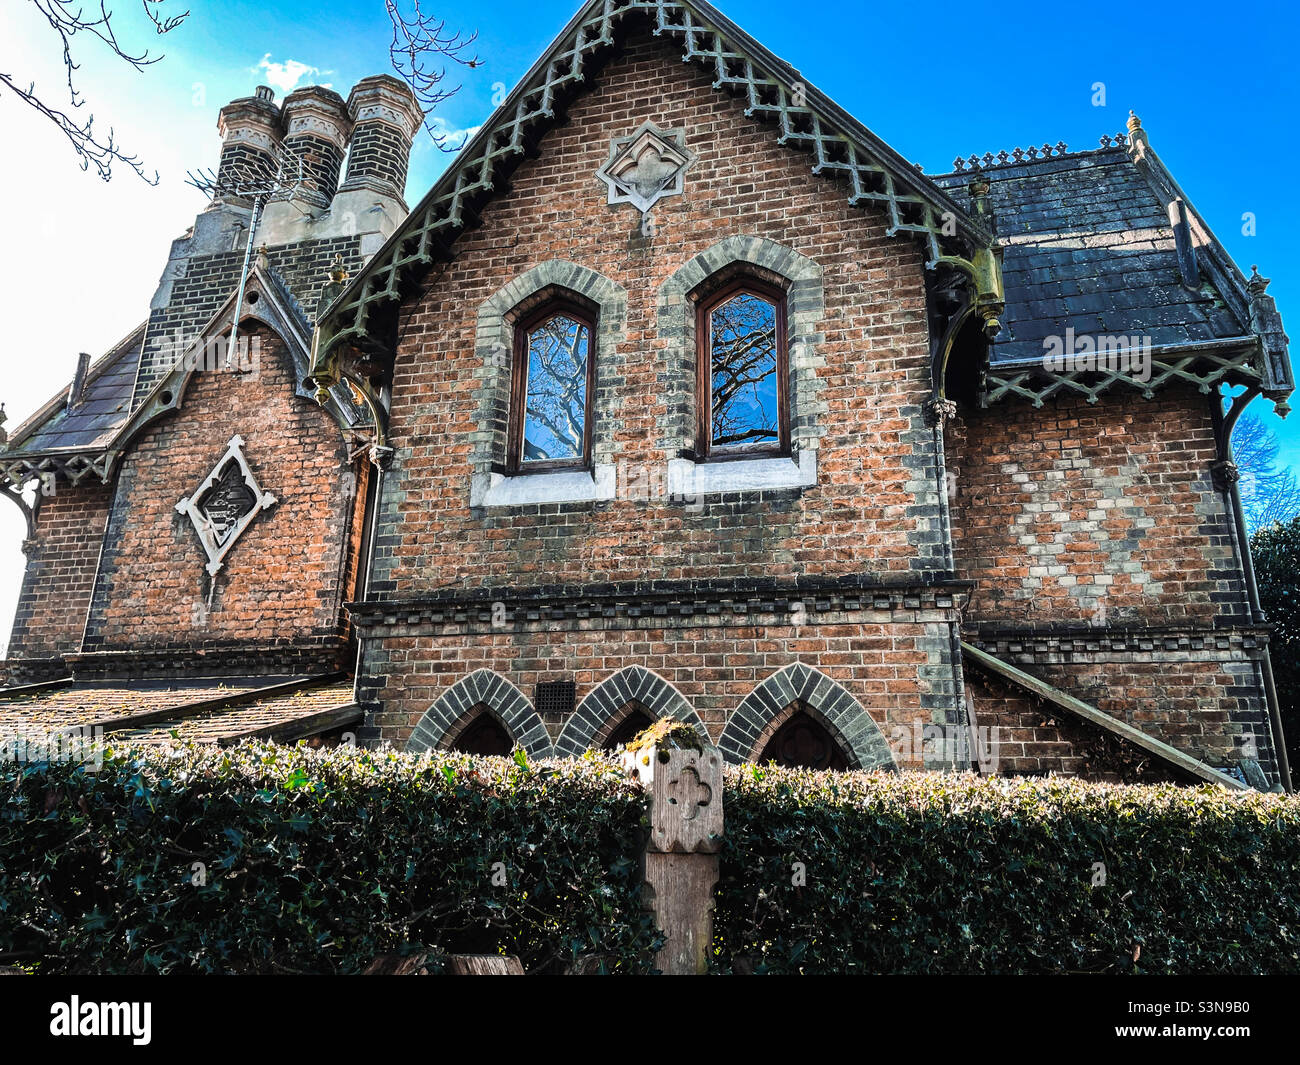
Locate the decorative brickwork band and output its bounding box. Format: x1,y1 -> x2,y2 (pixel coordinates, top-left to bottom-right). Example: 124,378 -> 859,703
406,668 -> 554,758
719,662 -> 896,770
556,667 -> 707,756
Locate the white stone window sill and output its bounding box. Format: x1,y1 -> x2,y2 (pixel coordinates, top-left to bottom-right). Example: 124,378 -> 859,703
667,449 -> 817,498
471,464 -> 616,508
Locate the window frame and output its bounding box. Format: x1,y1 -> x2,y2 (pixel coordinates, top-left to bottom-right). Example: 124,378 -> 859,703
507,299 -> 598,474
695,277 -> 790,462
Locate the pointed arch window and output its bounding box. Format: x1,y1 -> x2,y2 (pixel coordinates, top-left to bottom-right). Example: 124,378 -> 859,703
697,279 -> 789,459
508,301 -> 597,472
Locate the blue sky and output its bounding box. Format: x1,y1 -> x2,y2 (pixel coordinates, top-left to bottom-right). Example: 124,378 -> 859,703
0,0 -> 1297,644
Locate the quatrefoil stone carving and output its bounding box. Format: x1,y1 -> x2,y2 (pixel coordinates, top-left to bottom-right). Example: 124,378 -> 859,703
645,747 -> 723,853
595,121 -> 696,214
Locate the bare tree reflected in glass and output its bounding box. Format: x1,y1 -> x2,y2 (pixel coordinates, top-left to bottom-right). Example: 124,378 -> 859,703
520,314 -> 590,464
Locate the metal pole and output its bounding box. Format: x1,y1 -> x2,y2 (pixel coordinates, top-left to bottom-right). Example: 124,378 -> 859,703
226,194 -> 265,370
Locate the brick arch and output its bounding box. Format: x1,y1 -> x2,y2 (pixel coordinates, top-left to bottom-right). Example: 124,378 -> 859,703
657,235 -> 826,456
406,669 -> 554,759
719,663 -> 896,770
555,666 -> 707,756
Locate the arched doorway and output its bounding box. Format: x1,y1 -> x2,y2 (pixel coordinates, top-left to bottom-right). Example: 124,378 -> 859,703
450,710 -> 514,757
758,709 -> 849,770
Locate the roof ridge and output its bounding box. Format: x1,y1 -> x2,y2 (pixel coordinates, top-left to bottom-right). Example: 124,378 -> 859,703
943,128 -> 1137,175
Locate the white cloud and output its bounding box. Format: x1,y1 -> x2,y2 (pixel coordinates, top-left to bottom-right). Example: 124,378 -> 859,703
255,54 -> 331,95
415,117 -> 481,153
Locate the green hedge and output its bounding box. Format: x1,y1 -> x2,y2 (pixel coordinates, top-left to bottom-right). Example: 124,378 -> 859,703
5,743 -> 1299,974
717,765 -> 1300,974
0,742 -> 659,974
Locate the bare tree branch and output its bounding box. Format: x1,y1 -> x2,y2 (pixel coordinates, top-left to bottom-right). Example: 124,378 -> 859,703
2,0 -> 189,182
386,0 -> 479,153
1232,411 -> 1300,533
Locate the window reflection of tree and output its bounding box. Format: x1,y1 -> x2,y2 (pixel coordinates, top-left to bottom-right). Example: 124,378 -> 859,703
710,291 -> 779,449
522,314 -> 590,463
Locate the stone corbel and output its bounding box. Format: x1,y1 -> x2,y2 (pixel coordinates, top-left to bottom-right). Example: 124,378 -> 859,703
930,247 -> 1004,339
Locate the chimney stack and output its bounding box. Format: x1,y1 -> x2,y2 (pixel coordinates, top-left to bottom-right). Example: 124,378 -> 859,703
214,86 -> 283,204
279,86 -> 352,208
337,75 -> 423,208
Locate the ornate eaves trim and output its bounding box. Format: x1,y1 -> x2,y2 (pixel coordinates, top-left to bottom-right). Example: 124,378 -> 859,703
980,336 -> 1263,409
309,0 -> 993,389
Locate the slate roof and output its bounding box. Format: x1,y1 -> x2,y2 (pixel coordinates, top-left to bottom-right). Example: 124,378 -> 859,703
933,148 -> 1250,365
2,258 -> 368,473
5,324 -> 145,455
0,676 -> 359,746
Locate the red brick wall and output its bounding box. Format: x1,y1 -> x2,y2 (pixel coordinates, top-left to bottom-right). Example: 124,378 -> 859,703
362,612 -> 948,768
965,671 -> 1184,784
83,326 -> 363,657
373,34 -> 937,595
947,385 -> 1244,628
4,480 -> 112,666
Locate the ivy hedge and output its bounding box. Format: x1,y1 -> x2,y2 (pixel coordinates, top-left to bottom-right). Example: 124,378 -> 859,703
0,742 -> 659,974
3,742 -> 1299,974
717,765 -> 1300,974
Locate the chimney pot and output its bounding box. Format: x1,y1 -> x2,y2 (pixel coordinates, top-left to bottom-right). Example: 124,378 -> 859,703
337,75 -> 423,208
279,86 -> 352,208
214,92 -> 283,204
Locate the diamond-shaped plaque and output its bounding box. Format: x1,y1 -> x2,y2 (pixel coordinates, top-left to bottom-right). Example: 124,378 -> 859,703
595,122 -> 695,214
176,435 -> 276,576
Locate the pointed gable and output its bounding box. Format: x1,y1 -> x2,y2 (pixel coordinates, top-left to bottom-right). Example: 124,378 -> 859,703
311,0 -> 996,385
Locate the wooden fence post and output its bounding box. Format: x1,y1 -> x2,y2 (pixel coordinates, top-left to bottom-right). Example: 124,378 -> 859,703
624,744 -> 723,975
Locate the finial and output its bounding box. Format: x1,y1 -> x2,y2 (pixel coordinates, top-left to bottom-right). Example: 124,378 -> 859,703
255,243 -> 270,272
1127,110 -> 1142,132
0,402 -> 7,447
329,253 -> 348,285
1247,264 -> 1271,295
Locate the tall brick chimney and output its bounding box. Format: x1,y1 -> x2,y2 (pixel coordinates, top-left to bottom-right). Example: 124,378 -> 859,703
279,86 -> 352,208
213,86 -> 282,204
336,75 -> 423,208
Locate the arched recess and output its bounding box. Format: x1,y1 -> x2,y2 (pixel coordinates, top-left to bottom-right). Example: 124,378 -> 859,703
554,666 -> 707,757
598,704 -> 656,751
445,707 -> 515,757
406,669 -> 554,759
719,663 -> 896,771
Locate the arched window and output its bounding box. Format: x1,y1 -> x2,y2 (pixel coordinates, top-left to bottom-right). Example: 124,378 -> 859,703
509,301 -> 596,472
450,710 -> 514,757
758,710 -> 849,771
696,278 -> 788,459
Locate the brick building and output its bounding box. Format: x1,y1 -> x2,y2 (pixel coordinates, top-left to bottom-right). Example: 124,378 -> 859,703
1,0 -> 1293,790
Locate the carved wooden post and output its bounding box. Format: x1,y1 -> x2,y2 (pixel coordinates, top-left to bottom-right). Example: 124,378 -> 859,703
623,743 -> 722,975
